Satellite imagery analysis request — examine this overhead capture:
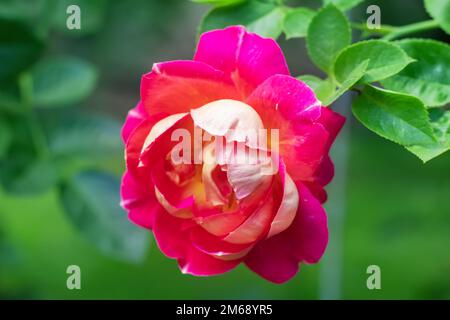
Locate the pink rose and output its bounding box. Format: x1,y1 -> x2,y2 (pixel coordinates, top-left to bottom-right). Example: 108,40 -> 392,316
121,26 -> 344,283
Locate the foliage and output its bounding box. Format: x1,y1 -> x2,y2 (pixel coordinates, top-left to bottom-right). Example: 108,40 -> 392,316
194,0 -> 450,162
0,1 -> 148,262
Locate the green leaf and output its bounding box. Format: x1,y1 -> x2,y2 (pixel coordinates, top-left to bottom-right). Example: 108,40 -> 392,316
381,39 -> 450,107
323,0 -> 365,11
0,159 -> 58,195
192,0 -> 246,6
31,57 -> 98,108
60,171 -> 149,262
425,0 -> 450,35
0,114 -> 57,195
0,116 -> 12,158
0,18 -> 43,82
333,40 -> 414,84
283,7 -> 315,39
323,59 -> 369,105
352,85 -> 436,148
407,108 -> 450,162
297,75 -> 335,103
199,0 -> 287,38
52,0 -> 107,36
306,4 -> 351,73
0,0 -> 49,21
0,82 -> 21,113
42,111 -> 122,162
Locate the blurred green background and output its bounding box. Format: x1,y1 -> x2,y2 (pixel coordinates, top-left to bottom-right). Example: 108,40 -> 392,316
0,0 -> 449,299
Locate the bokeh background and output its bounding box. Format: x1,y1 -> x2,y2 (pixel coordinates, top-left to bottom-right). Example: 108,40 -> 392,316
0,0 -> 449,299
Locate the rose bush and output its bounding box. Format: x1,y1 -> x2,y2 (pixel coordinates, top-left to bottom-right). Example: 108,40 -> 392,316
120,26 -> 344,283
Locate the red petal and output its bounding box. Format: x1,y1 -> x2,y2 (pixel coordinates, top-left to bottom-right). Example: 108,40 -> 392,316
178,244 -> 241,276
121,101 -> 148,143
317,107 -> 346,152
141,60 -> 240,116
190,226 -> 251,259
194,26 -> 289,97
246,74 -> 321,125
244,183 -> 328,283
152,209 -> 190,259
120,170 -> 159,229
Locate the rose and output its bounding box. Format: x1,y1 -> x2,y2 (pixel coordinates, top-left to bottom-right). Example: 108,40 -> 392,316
120,26 -> 344,283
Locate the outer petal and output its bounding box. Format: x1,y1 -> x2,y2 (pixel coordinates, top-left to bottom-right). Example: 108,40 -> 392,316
291,184 -> 328,263
244,184 -> 328,283
152,209 -> 191,259
124,120 -> 154,171
154,209 -> 240,276
141,60 -> 240,116
246,74 -> 321,125
178,245 -> 241,276
312,155 -> 334,187
282,122 -> 330,182
308,108 -> 345,191
190,227 -> 252,260
246,75 -> 330,181
120,170 -> 159,229
121,102 -> 148,143
194,26 -> 289,97
317,107 -> 346,152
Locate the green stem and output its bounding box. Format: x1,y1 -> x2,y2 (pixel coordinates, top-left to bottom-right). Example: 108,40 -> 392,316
382,19 -> 439,41
351,22 -> 395,35
19,73 -> 50,160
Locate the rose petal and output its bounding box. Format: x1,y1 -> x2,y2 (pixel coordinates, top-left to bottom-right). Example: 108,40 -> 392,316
245,236 -> 299,284
125,120 -> 154,171
223,195 -> 275,244
152,209 -> 191,259
194,26 -> 289,97
266,169 -> 298,238
137,114 -> 197,210
292,184 -> 328,263
281,122 -> 330,182
154,210 -> 240,276
178,244 -> 241,276
244,183 -> 328,283
317,107 -> 346,152
141,60 -> 239,116
190,226 -> 252,260
151,158 -> 195,213
120,170 -> 159,229
197,209 -> 249,237
246,74 -> 322,125
312,155 -> 334,187
141,113 -> 188,152
121,101 -> 148,143
202,143 -> 229,206
226,161 -> 273,200
190,99 -> 263,145
302,181 -> 328,204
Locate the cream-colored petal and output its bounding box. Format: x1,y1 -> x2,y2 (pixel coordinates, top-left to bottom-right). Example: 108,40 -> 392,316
190,99 -> 263,146
266,173 -> 298,238
141,112 -> 188,153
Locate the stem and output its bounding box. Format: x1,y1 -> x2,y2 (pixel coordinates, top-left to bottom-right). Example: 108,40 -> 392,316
351,22 -> 395,35
382,19 -> 439,41
19,73 -> 50,160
